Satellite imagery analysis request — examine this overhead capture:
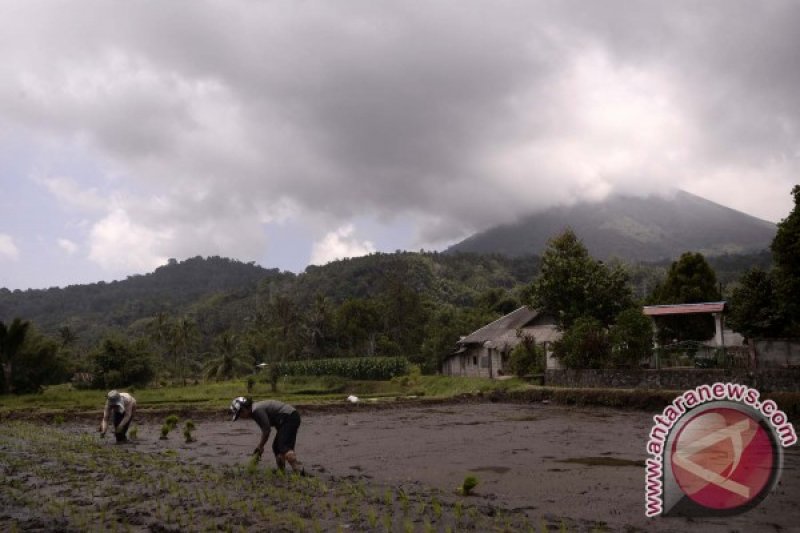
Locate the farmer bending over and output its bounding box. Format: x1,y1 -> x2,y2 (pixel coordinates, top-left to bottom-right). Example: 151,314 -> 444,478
100,390 -> 137,443
231,397 -> 302,472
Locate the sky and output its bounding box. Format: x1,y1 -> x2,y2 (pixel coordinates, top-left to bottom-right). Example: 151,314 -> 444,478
1,1 -> 799,290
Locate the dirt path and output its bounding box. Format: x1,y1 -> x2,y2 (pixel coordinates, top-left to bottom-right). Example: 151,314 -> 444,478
73,401 -> 800,532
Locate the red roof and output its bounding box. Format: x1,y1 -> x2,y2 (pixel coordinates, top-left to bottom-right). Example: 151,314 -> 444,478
642,302 -> 726,316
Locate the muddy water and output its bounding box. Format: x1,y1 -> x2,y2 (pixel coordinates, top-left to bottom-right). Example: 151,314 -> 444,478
79,401 -> 800,532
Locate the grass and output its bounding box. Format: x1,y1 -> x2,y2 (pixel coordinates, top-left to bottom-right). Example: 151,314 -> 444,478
0,375 -> 533,417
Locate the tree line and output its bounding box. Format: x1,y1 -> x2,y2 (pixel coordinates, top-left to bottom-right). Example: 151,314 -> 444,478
1,185 -> 796,392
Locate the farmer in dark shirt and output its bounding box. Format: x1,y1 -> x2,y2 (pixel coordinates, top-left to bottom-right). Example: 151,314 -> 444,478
230,397 -> 302,472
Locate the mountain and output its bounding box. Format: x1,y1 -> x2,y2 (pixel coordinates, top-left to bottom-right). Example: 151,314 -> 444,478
446,190 -> 776,262
0,256 -> 292,340
0,252 -> 537,349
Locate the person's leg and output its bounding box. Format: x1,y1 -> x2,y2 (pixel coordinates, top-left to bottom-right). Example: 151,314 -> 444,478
117,416 -> 132,442
279,412 -> 301,472
272,435 -> 286,470
113,411 -> 127,442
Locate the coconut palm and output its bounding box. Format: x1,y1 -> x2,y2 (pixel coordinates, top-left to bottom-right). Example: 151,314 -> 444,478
203,332 -> 253,381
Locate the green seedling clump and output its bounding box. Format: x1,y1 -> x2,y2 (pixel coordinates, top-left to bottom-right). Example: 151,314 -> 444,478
183,420 -> 196,443
460,475 -> 479,496
160,415 -> 180,440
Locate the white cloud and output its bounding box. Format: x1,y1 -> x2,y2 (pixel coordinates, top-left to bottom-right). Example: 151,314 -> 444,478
58,238 -> 78,255
38,176 -> 107,212
0,234 -> 20,260
88,209 -> 170,272
309,225 -> 376,266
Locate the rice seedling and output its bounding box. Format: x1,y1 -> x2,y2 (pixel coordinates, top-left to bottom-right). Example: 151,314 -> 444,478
367,507 -> 379,529
398,488 -> 410,513
460,474 -> 479,496
183,420 -> 196,443
431,497 -> 442,520
160,414 -> 180,439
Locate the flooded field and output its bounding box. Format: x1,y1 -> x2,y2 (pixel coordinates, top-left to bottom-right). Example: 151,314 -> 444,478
2,401 -> 798,532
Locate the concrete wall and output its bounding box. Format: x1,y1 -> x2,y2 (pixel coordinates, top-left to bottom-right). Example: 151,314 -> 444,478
443,348 -> 506,378
444,348 -> 514,378
545,368 -> 800,392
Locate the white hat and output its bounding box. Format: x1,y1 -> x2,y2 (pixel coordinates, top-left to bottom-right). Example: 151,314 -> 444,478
230,396 -> 252,421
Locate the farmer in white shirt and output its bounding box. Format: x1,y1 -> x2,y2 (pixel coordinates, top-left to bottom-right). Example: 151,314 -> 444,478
99,390 -> 137,443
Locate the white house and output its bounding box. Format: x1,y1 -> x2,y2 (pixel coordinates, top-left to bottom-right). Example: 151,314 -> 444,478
442,306 -> 561,378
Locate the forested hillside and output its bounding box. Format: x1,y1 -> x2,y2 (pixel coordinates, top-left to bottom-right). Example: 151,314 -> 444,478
0,248 -> 770,391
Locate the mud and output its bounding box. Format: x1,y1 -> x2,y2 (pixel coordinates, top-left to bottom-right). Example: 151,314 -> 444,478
3,401 -> 799,532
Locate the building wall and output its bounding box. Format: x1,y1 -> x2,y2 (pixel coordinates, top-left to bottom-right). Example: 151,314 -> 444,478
442,347 -> 507,378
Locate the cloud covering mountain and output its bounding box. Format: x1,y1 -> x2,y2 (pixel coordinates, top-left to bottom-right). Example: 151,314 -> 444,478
447,190 -> 776,262
1,1 -> 799,289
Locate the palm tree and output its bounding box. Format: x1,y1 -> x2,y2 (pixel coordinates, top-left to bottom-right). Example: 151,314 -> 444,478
0,318 -> 31,394
58,326 -> 78,349
203,332 -> 252,381
305,294 -> 332,358
172,316 -> 199,385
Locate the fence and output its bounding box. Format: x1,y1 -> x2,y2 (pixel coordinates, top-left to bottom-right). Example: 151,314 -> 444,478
650,341 -> 751,370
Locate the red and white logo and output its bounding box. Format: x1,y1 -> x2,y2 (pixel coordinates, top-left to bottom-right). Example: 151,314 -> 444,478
671,407 -> 775,511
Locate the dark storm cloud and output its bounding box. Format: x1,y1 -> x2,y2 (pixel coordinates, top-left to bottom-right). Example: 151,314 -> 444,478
1,0 -> 798,275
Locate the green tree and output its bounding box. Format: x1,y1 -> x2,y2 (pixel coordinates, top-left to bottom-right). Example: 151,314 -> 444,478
0,318 -> 31,394
771,184 -> 800,334
727,268 -> 785,338
609,308 -> 653,368
303,294 -> 334,358
553,316 -> 610,369
509,333 -> 542,377
420,305 -> 496,374
172,316 -> 199,384
57,326 -> 79,349
203,332 -> 253,381
91,336 -> 155,388
10,330 -> 70,394
528,229 -> 633,328
650,252 -> 720,343
335,298 -> 383,356
266,294 -> 303,358
147,311 -> 173,372
379,277 -> 429,360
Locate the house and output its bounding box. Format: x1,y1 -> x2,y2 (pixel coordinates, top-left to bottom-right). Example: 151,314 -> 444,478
442,306 -> 561,378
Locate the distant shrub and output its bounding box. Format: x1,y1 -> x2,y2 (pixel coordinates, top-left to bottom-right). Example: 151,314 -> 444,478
272,357 -> 409,381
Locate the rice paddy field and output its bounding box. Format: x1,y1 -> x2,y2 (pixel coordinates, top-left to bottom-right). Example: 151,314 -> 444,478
2,400 -> 798,532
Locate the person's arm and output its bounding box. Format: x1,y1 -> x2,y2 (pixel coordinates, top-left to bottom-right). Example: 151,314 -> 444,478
255,428 -> 270,456
99,402 -> 110,435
